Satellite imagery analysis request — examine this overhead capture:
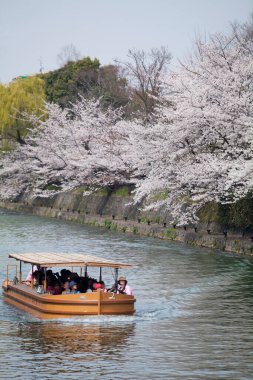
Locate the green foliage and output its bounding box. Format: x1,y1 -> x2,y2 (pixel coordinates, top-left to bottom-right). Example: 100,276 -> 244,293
166,228 -> 177,240
197,202 -> 220,223
155,216 -> 161,224
140,217 -> 153,223
73,186 -> 89,194
87,220 -> 100,227
41,57 -> 100,107
104,219 -> 112,229
110,223 -> 117,231
44,184 -> 62,191
95,188 -> 109,196
73,186 -> 108,196
112,186 -> 130,196
219,193 -> 253,230
41,58 -> 131,111
150,190 -> 170,202
132,226 -> 139,234
0,76 -> 46,150
104,219 -> 117,230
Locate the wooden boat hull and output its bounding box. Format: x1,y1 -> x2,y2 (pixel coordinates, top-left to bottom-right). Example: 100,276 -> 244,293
2,281 -> 135,319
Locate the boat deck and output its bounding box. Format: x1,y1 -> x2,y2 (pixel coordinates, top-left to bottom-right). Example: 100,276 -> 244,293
13,283 -> 43,295
3,281 -> 47,296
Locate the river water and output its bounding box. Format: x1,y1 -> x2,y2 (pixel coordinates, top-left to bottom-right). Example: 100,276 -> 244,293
0,209 -> 253,379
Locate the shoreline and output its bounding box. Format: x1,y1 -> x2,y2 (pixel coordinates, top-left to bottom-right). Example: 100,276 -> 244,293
1,200 -> 253,257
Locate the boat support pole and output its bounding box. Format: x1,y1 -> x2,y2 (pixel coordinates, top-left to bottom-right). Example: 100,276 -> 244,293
31,265 -> 34,288
43,268 -> 47,292
19,261 -> 22,284
98,287 -> 101,315
114,268 -> 118,292
99,267 -> 102,282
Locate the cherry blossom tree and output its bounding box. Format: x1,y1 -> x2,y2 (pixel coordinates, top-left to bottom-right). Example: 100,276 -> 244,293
0,98 -> 134,200
131,25 -> 253,224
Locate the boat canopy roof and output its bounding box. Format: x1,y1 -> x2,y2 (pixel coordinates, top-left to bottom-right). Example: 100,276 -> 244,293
8,252 -> 132,269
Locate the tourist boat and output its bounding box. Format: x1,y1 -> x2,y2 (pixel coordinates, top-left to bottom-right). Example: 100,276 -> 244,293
2,252 -> 135,319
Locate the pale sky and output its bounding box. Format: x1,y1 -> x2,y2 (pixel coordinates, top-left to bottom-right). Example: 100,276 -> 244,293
0,0 -> 252,83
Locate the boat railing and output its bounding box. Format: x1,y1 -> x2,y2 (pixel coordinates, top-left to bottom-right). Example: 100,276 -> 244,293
6,263 -> 18,287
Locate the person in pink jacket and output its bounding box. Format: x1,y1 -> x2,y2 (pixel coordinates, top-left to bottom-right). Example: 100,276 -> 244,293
117,276 -> 134,296
25,265 -> 38,285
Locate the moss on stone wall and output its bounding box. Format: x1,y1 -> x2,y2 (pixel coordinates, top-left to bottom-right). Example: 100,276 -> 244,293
197,202 -> 220,223
197,192 -> 253,231
14,183 -> 253,234
95,187 -> 110,196
112,186 -> 130,196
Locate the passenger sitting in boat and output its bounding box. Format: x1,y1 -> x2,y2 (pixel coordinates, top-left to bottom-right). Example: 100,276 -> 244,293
46,285 -> 55,294
92,282 -> 102,292
32,268 -> 44,286
69,272 -> 79,281
46,269 -> 56,283
99,281 -> 107,292
59,269 -> 72,283
86,278 -> 98,293
117,276 -> 134,295
69,281 -> 80,294
61,280 -> 70,294
53,282 -> 62,295
46,270 -> 61,294
25,265 -> 39,285
95,281 -> 107,292
68,273 -> 80,287
47,282 -> 62,295
78,276 -> 90,293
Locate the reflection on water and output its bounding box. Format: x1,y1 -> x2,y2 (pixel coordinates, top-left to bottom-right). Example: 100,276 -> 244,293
0,319 -> 135,379
0,210 -> 253,379
16,321 -> 135,356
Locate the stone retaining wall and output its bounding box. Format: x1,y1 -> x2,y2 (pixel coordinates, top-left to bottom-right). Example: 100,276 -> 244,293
1,190 -> 253,256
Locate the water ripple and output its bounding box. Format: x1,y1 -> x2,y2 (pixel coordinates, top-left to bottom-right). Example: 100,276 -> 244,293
0,210 -> 253,379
